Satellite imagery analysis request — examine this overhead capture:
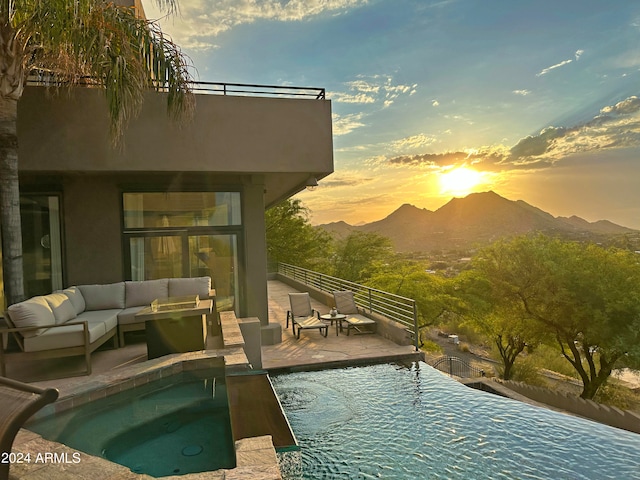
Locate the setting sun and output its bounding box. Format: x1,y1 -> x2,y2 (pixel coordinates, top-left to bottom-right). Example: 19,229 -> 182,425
439,167 -> 484,196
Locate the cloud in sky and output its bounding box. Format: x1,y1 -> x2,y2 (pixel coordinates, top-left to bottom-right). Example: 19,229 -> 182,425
536,58 -> 573,77
332,112 -> 366,136
384,96 -> 640,173
145,0 -> 369,51
330,75 -> 418,107
536,50 -> 583,77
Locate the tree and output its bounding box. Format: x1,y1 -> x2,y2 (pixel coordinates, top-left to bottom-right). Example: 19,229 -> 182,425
472,235 -> 640,398
0,0 -> 193,305
332,231 -> 393,282
265,198 -> 332,271
367,260 -> 456,338
456,252 -> 547,380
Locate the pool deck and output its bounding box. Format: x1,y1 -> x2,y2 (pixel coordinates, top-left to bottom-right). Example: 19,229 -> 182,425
262,280 -> 419,371
6,280 -> 419,479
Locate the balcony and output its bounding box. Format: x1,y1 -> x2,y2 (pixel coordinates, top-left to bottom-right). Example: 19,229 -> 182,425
17,81 -> 333,206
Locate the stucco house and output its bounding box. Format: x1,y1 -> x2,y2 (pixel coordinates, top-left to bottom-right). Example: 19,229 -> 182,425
0,3 -> 333,344
10,81 -> 333,345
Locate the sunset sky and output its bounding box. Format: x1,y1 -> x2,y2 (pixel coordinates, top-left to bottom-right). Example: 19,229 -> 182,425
144,0 -> 640,229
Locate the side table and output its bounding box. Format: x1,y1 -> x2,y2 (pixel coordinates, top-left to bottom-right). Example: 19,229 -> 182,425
320,313 -> 347,336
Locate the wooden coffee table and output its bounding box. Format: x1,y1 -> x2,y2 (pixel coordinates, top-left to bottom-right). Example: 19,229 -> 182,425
135,298 -> 213,359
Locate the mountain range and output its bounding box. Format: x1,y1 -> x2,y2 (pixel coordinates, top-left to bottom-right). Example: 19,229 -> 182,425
318,191 -> 638,253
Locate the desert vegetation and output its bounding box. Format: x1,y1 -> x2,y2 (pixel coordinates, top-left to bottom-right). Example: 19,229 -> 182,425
267,199 -> 640,407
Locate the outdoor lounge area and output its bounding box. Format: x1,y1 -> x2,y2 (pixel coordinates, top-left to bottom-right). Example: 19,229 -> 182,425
3,279 -> 418,480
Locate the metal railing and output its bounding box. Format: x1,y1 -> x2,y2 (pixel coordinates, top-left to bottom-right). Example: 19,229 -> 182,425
277,263 -> 419,351
190,81 -> 325,99
430,356 -> 486,378
26,75 -> 326,100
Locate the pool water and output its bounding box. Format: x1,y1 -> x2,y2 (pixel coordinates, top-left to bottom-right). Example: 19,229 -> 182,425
271,362 -> 640,479
28,369 -> 235,477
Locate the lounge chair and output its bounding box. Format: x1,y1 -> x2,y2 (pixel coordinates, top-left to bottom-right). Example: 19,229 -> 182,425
333,291 -> 376,335
286,293 -> 328,339
0,376 -> 58,480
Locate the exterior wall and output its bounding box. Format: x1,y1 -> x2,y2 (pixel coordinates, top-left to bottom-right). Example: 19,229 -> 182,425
17,87 -> 332,173
62,176 -> 123,285
17,87 -> 333,206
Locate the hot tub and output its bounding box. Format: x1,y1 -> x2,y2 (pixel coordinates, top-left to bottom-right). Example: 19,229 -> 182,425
27,365 -> 235,477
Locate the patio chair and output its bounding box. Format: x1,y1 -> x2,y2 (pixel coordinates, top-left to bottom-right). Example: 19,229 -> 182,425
286,293 -> 328,339
333,291 -> 376,335
0,376 -> 59,480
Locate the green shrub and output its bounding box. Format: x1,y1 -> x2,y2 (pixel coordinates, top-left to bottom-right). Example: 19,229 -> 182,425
421,339 -> 443,354
500,356 -> 548,387
528,344 -> 578,379
594,383 -> 638,411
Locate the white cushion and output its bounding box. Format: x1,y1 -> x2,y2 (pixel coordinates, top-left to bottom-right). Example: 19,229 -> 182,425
79,282 -> 125,311
7,297 -> 56,337
77,309 -> 119,333
125,279 -> 169,308
61,286 -> 86,315
117,306 -> 146,326
168,277 -> 211,298
23,320 -> 106,352
44,293 -> 77,324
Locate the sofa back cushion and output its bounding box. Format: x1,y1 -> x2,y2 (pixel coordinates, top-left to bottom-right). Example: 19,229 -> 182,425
7,296 -> 56,337
44,293 -> 77,324
79,282 -> 125,311
61,286 -> 86,315
168,277 -> 211,298
125,279 -> 169,308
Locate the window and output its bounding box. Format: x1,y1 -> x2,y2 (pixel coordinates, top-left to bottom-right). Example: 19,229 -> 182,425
123,192 -> 241,229
123,191 -> 242,312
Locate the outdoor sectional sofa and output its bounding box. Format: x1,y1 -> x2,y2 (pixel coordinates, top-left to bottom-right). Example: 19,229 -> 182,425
1,277 -> 213,378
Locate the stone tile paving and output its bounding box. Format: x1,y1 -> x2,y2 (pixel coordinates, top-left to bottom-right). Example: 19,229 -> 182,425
262,280 -> 419,370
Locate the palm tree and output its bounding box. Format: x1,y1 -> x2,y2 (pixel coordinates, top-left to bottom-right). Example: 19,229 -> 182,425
0,0 -> 194,306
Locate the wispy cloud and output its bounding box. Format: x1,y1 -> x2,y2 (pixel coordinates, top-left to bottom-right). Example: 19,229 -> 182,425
512,89 -> 531,96
146,0 -> 370,51
331,74 -> 417,107
388,134 -> 437,151
332,112 -> 366,136
316,172 -> 376,189
536,58 -> 573,77
384,96 -> 640,173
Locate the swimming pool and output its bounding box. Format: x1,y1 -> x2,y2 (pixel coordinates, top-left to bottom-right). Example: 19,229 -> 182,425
271,362 -> 640,479
28,368 -> 235,477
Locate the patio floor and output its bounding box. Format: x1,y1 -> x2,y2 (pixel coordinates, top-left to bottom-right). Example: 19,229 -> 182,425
6,279 -> 418,392
263,280 -> 419,371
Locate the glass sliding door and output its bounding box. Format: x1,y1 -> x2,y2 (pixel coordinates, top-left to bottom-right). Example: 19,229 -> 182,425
123,191 -> 243,313
189,234 -> 238,312
20,195 -> 63,297
129,234 -> 185,281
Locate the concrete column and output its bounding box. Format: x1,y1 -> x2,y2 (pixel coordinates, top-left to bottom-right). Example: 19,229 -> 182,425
242,177 -> 281,344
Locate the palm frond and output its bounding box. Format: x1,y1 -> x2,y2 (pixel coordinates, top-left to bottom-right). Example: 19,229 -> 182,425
4,0 -> 194,142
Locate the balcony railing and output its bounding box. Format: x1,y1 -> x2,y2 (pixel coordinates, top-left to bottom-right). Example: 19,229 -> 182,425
190,81 -> 325,99
26,75 -> 326,100
277,263 -> 419,351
